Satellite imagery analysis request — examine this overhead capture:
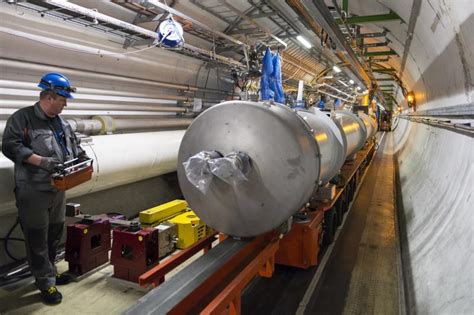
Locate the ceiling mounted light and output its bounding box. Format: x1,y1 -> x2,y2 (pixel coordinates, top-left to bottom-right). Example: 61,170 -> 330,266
363,89 -> 369,94
296,35 -> 312,49
349,79 -> 354,85
356,86 -> 361,91
332,65 -> 342,73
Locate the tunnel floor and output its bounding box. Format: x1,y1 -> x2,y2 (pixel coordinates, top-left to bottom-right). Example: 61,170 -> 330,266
242,132 -> 401,315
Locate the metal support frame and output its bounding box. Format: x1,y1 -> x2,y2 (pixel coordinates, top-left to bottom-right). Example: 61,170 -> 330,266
368,57 -> 391,62
364,49 -> 398,57
342,0 -> 349,13
139,233 -> 218,288
362,40 -> 391,48
125,233 -> 280,315
372,68 -> 396,73
296,0 -> 371,86
336,11 -> 402,24
357,28 -> 388,38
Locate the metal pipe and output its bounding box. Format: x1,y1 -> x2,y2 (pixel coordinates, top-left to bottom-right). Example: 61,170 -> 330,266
0,116 -> 192,137
316,89 -> 354,103
0,58 -> 227,95
43,1 -> 244,69
318,83 -> 355,99
113,118 -> 193,131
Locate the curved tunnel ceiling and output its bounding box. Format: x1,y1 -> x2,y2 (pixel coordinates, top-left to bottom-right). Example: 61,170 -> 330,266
332,0 -> 473,114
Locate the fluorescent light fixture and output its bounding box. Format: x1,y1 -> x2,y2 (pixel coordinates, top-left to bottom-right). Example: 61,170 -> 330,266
332,65 -> 342,73
356,86 -> 361,90
349,80 -> 354,85
296,35 -> 312,49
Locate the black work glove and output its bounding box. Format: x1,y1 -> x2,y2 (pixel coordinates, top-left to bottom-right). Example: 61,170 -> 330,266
39,157 -> 61,173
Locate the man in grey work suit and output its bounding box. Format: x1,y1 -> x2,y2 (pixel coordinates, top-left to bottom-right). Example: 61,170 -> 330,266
2,73 -> 85,304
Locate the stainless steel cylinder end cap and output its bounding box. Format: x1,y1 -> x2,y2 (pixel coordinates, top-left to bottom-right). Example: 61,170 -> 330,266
177,101 -> 320,237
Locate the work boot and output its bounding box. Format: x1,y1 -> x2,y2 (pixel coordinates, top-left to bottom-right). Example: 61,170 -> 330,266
56,273 -> 72,285
40,286 -> 62,305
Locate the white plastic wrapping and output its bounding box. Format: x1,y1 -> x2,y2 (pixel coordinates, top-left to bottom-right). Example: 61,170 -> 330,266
208,152 -> 250,186
182,151 -> 251,194
182,151 -> 219,194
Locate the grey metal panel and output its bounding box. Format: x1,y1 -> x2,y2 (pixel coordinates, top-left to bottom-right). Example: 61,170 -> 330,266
177,101 -> 320,237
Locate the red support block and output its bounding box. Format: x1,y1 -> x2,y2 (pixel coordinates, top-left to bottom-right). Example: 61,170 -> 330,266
65,217 -> 111,275
110,226 -> 159,283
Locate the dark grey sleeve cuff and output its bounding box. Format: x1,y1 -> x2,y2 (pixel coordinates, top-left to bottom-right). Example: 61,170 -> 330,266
16,147 -> 34,164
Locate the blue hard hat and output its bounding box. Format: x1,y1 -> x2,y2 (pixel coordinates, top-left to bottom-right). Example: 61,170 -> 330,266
38,73 -> 76,99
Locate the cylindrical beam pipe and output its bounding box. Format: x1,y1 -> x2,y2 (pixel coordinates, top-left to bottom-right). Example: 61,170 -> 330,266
177,101 -> 372,237
335,110 -> 367,158
178,101 -> 321,237
297,108 -> 346,184
358,112 -> 377,139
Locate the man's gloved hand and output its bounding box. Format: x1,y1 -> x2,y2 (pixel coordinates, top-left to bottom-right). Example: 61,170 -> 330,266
39,156 -> 61,173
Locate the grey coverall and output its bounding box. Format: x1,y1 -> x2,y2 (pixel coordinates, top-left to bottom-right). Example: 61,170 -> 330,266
1,102 -> 84,290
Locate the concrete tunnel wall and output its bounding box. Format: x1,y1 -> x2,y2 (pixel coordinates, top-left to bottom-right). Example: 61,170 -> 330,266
346,0 -> 474,313
393,118 -> 473,314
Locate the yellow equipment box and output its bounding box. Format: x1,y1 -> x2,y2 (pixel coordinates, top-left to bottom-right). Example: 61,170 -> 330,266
139,200 -> 188,225
168,211 -> 206,249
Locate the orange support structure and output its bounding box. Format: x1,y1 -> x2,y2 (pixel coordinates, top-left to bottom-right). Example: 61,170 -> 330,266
275,210 -> 324,269
139,232 -> 217,288
201,240 -> 280,315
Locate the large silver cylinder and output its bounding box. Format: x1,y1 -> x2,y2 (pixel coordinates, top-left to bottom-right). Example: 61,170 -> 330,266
335,110 -> 367,158
358,112 -> 377,139
297,108 -> 346,185
177,101 -> 320,237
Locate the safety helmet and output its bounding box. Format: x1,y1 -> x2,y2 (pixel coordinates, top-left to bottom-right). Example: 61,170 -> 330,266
38,73 -> 76,99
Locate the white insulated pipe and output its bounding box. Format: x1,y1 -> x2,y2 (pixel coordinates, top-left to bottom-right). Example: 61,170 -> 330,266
0,130 -> 186,216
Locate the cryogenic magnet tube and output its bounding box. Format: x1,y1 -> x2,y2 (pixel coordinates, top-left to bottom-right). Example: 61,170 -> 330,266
177,101 -> 370,237
178,101 -> 321,237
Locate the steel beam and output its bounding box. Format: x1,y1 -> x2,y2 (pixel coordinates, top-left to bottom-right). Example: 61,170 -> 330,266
343,0 -> 349,13
372,68 -> 397,73
362,40 -> 390,48
336,11 -> 402,24
364,49 -> 398,57
218,0 -> 287,48
296,0 -> 371,85
357,29 -> 388,38
368,57 -> 390,62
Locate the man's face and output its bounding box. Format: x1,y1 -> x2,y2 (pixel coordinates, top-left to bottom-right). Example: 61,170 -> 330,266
47,94 -> 67,116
